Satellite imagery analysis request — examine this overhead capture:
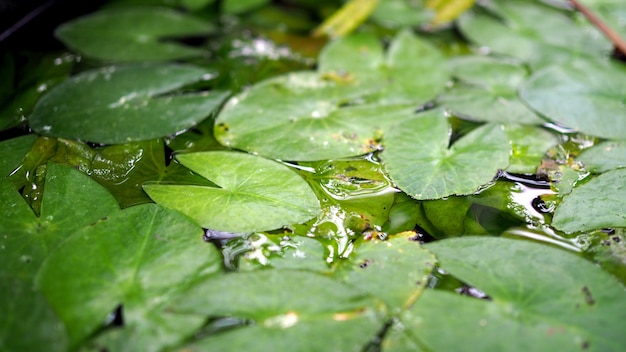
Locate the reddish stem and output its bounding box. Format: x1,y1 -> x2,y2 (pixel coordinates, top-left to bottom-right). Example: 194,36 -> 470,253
569,0 -> 626,56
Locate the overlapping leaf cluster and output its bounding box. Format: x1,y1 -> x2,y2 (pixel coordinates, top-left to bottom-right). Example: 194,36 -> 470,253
1,0 -> 626,351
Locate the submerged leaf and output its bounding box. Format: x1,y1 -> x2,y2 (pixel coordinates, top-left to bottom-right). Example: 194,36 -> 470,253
382,110 -> 510,200
144,151 -> 321,232
55,7 -> 214,62
29,64 -> 229,144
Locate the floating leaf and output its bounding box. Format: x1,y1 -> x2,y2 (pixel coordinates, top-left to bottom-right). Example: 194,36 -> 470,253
578,140 -> 626,173
215,31 -> 447,160
520,59 -> 626,140
440,56 -> 545,124
55,7 -> 214,62
0,163 -> 120,279
37,203 -> 221,349
382,110 -> 510,200
29,64 -> 229,144
332,232 -> 436,314
457,0 -> 609,67
144,151 -> 321,232
388,237 -> 626,351
172,270 -> 385,352
0,135 -> 36,176
552,168 -> 626,233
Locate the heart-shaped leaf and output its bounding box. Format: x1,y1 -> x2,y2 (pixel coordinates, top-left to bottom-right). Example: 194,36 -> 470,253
440,56 -> 545,124
386,237 -> 626,351
172,269 -> 386,352
29,64 -> 229,144
520,59 -> 626,140
143,151 -> 321,232
214,31 -> 448,161
37,203 -> 222,349
552,168 -> 626,233
55,7 -> 214,62
382,110 -> 511,200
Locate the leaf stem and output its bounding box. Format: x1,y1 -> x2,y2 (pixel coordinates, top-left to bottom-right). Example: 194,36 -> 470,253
569,0 -> 626,56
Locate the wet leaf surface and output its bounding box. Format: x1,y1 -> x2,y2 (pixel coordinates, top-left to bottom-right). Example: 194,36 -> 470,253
29,64 -> 229,144
172,270 -> 386,352
0,135 -> 37,176
578,140 -> 626,173
55,7 -> 214,62
393,237 -> 626,352
37,203 -> 222,348
144,151 -> 321,232
521,59 -> 626,140
214,30 -> 448,160
552,168 -> 626,234
382,110 -> 511,200
440,56 -> 545,124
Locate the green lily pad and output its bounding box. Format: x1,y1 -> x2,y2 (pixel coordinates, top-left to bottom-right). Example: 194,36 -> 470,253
578,141 -> 626,173
371,0 -> 433,28
55,7 -> 214,62
552,168 -> 626,234
332,232 -> 436,315
172,270 -> 386,352
440,56 -> 545,124
457,0 -> 609,67
143,151 -> 321,232
29,64 -> 229,144
0,135 -> 37,176
382,110 -> 511,200
214,30 -> 447,161
390,237 -> 626,351
0,163 -> 120,279
520,59 -> 626,140
0,275 -> 68,352
37,203 -> 222,348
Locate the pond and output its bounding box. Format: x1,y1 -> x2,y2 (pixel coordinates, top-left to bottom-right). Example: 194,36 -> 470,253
1,0 -> 626,351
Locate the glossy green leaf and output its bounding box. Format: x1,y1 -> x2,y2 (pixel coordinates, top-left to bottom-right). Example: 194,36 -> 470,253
172,270 -> 385,352
382,110 -> 511,200
55,7 -> 214,62
578,140 -> 626,173
0,163 -> 120,279
0,135 -> 36,176
393,237 -> 626,351
520,59 -> 626,140
144,151 -> 321,232
332,232 -> 436,314
440,56 -> 545,124
29,64 -> 229,144
214,31 -> 448,160
0,163 -> 118,351
584,0 -> 626,39
37,203 -> 222,349
0,276 -> 68,352
457,0 -> 609,67
552,168 -> 626,233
